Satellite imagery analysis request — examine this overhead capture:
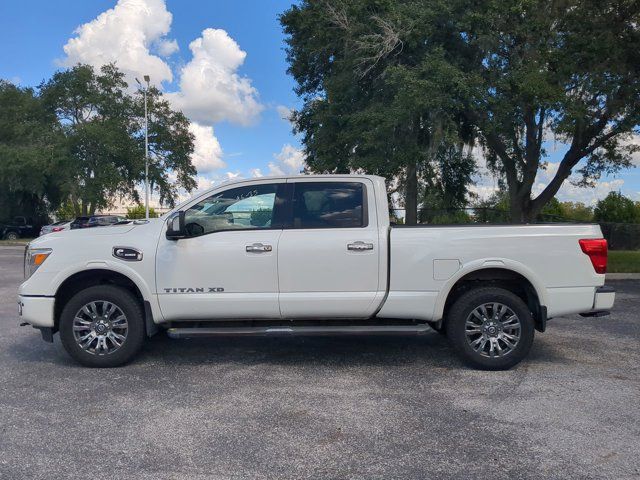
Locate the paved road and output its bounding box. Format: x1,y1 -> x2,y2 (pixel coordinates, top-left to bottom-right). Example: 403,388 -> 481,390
1,246 -> 639,479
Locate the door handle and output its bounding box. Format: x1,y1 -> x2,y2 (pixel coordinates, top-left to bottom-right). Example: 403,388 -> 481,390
347,241 -> 374,251
246,243 -> 273,253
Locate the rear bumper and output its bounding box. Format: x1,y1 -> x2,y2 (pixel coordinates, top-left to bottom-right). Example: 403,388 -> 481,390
18,295 -> 55,328
580,285 -> 615,317
593,285 -> 615,310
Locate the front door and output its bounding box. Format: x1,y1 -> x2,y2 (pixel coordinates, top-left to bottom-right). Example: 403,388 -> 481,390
156,181 -> 286,321
277,179 -> 381,318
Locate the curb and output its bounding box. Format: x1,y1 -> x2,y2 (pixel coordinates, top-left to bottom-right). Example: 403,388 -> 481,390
606,273 -> 640,280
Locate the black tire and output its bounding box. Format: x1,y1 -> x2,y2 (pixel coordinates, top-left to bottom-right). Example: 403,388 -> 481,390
445,287 -> 535,370
4,231 -> 19,241
59,285 -> 145,367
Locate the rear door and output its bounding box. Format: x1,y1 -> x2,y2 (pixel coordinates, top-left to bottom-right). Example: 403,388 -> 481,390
277,179 -> 381,318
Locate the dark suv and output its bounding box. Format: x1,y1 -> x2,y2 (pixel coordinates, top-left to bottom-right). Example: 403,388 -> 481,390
70,215 -> 127,229
87,215 -> 127,227
1,216 -> 41,240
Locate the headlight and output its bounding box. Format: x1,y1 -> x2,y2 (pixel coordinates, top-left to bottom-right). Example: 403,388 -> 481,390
24,247 -> 52,279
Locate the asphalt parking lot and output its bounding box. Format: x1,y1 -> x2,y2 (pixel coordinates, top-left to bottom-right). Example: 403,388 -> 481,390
1,246 -> 639,479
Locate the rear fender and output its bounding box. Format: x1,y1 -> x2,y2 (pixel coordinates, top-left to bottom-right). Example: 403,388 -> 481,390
433,258 -> 548,321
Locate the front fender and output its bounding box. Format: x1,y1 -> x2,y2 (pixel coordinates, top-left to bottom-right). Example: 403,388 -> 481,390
20,259 -> 164,325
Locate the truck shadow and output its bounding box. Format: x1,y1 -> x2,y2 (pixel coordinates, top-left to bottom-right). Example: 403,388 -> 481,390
141,332 -> 455,368
8,328 -> 568,369
135,330 -> 567,369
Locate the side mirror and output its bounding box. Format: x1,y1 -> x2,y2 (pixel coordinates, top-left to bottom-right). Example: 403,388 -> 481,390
166,211 -> 186,240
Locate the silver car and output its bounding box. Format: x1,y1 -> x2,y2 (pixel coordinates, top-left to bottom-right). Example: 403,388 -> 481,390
39,220 -> 71,236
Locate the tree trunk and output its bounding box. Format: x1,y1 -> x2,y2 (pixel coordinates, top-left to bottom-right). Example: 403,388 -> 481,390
509,192 -> 526,223
405,161 -> 418,225
509,190 -> 542,224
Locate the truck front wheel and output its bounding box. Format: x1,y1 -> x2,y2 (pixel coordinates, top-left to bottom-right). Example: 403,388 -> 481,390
59,285 -> 145,367
446,287 -> 535,370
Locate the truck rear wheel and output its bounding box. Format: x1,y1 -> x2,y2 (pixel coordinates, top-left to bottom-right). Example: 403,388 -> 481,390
4,231 -> 18,241
446,287 -> 535,370
59,285 -> 145,367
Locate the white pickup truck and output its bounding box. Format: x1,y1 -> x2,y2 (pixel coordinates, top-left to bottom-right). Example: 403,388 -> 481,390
18,175 -> 615,369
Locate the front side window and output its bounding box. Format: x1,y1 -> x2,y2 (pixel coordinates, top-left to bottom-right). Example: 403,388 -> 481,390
292,182 -> 366,229
184,184 -> 278,237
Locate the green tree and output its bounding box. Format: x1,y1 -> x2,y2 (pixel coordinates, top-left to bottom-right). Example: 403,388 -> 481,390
126,205 -> 159,219
282,1 -> 640,223
281,1 -> 475,224
594,192 -> 640,223
40,64 -> 196,216
419,144 -> 477,223
559,202 -> 593,222
0,80 -> 67,221
447,0 -> 640,222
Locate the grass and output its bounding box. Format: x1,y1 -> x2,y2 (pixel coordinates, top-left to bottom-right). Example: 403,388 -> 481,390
608,250 -> 640,273
0,238 -> 32,246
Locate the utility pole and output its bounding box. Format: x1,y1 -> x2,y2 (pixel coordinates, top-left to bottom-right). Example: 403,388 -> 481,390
136,75 -> 151,220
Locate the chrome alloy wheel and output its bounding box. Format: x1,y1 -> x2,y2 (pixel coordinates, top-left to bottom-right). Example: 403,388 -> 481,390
72,301 -> 129,355
465,302 -> 522,358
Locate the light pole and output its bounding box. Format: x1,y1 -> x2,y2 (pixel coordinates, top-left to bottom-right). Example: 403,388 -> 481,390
136,75 -> 151,220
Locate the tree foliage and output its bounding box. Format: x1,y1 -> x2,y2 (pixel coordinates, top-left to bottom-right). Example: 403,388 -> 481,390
281,0 -> 476,224
0,81 -> 66,221
281,0 -> 640,223
126,205 -> 159,219
594,192 -> 640,223
39,64 -> 195,216
454,0 -> 640,222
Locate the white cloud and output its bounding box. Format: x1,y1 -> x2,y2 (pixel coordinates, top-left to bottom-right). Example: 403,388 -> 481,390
167,28 -> 263,125
196,175 -> 216,192
554,178 -> 626,205
267,162 -> 285,176
60,0 -> 175,87
273,144 -> 305,174
619,132 -> 640,166
276,105 -> 293,122
225,171 -> 242,181
60,0 -> 282,196
188,123 -> 225,173
5,76 -> 21,85
157,38 -> 179,56
468,148 -> 631,205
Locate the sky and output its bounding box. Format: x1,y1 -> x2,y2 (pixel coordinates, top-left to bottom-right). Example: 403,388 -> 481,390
0,0 -> 638,207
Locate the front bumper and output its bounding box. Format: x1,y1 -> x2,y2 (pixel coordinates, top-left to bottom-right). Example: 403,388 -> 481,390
18,295 -> 55,328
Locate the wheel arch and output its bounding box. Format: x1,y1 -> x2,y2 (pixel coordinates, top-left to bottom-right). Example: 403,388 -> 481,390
53,268 -> 154,334
435,260 -> 548,332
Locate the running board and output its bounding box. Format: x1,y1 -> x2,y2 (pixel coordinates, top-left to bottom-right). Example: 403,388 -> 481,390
167,324 -> 432,339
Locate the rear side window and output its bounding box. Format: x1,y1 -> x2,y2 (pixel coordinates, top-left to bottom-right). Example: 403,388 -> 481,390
291,182 -> 366,229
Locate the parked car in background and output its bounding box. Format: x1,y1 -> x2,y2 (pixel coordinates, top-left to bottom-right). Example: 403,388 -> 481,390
1,216 -> 41,240
86,215 -> 128,228
69,217 -> 90,230
70,215 -> 127,229
40,221 -> 71,236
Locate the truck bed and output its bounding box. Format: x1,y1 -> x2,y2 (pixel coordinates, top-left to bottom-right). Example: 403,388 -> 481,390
377,223 -> 605,321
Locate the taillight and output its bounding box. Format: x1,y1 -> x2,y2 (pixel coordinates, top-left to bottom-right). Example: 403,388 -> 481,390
52,227 -> 63,232
579,238 -> 608,274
